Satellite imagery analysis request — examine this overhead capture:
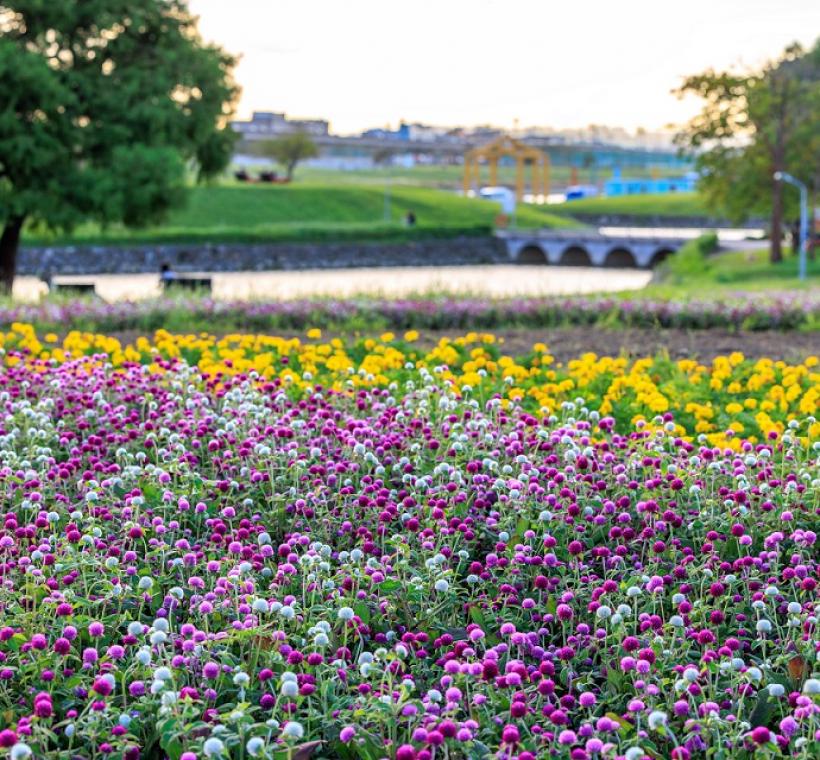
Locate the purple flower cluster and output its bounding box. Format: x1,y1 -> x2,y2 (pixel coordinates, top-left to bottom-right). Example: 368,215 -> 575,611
2,290 -> 817,332
0,351 -> 816,759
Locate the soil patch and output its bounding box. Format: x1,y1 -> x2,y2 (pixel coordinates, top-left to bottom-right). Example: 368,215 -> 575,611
464,327 -> 819,363
102,327 -> 818,364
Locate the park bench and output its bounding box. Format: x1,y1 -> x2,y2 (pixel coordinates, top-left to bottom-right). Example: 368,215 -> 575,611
52,281 -> 97,297
163,276 -> 213,294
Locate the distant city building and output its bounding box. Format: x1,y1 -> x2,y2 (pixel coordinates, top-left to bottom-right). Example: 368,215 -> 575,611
231,111 -> 329,137
362,121 -> 456,143
230,110 -> 693,182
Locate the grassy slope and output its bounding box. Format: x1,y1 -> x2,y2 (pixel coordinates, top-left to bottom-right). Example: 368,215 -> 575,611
24,183 -> 576,247
639,246 -> 819,299
553,192 -> 708,217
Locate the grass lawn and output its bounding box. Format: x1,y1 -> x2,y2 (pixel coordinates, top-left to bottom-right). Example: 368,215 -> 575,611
553,192 -> 709,218
641,244 -> 819,299
23,182 -> 576,247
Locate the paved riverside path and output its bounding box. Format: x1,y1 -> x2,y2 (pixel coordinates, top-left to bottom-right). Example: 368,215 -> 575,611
12,265 -> 651,301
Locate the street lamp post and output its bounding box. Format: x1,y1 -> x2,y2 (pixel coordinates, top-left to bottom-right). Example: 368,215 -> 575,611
773,171 -> 808,282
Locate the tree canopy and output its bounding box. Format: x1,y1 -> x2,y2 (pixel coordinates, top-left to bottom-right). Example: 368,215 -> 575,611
675,39 -> 820,263
255,132 -> 319,181
0,0 -> 239,291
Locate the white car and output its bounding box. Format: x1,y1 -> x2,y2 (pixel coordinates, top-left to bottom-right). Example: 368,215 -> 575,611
478,186 -> 516,214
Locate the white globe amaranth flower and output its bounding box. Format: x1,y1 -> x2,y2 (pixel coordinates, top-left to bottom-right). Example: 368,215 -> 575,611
281,680 -> 299,698
803,678 -> 820,695
648,711 -> 668,730
203,737 -> 225,756
282,722 -> 305,740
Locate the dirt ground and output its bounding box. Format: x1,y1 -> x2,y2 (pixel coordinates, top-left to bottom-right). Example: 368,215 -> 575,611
104,327 -> 819,364
471,327 -> 819,363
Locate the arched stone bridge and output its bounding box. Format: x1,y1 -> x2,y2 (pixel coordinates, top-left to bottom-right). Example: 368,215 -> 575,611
495,229 -> 688,268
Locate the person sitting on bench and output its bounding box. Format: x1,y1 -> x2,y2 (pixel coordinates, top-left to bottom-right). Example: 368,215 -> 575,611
160,263 -> 178,286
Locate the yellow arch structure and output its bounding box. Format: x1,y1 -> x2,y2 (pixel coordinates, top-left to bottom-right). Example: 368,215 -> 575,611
463,135 -> 550,202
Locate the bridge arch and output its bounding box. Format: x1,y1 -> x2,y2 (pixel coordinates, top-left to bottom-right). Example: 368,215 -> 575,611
559,245 -> 592,267
517,244 -> 548,264
603,247 -> 637,268
650,248 -> 675,268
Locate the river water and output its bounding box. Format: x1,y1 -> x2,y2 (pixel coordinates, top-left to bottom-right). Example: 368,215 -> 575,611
13,266 -> 652,302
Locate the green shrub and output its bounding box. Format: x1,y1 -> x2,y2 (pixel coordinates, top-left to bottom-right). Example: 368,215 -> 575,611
656,233 -> 719,283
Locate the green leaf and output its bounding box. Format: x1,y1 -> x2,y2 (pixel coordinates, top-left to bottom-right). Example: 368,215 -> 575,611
468,740 -> 492,759
354,600 -> 371,624
749,692 -> 774,728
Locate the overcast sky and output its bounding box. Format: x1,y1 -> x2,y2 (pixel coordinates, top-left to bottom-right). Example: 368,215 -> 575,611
189,0 -> 819,134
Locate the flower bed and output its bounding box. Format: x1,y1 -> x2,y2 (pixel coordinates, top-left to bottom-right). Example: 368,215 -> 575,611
1,290 -> 818,333
0,327 -> 817,759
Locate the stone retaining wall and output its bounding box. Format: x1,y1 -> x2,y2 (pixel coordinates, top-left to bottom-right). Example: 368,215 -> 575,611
18,236 -> 507,275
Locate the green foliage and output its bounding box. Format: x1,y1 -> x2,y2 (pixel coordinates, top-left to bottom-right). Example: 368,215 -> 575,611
0,0 -> 239,287
649,241 -> 819,299
675,39 -> 820,262
253,132 -> 319,179
657,233 -> 719,282
554,192 -> 708,218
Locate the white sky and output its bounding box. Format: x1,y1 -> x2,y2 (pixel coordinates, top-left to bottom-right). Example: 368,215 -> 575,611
189,0 -> 819,134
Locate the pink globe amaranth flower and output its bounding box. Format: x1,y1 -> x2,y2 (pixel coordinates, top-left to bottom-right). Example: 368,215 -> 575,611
88,621 -> 105,637
502,725 -> 520,744
0,729 -> 17,747
203,662 -> 220,679
579,692 -> 596,708
673,700 -> 689,717
395,746 -> 416,760
339,726 -> 356,742
33,693 -> 53,718
558,730 -> 577,745
750,726 -> 771,744
93,677 -> 113,696
426,730 -> 444,746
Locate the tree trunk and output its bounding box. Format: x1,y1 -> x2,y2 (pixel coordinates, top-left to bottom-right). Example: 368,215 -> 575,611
0,215 -> 24,295
770,179 -> 783,264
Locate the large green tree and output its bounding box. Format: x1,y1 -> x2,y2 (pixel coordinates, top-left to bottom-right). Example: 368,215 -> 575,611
675,40 -> 819,263
0,1 -> 239,292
